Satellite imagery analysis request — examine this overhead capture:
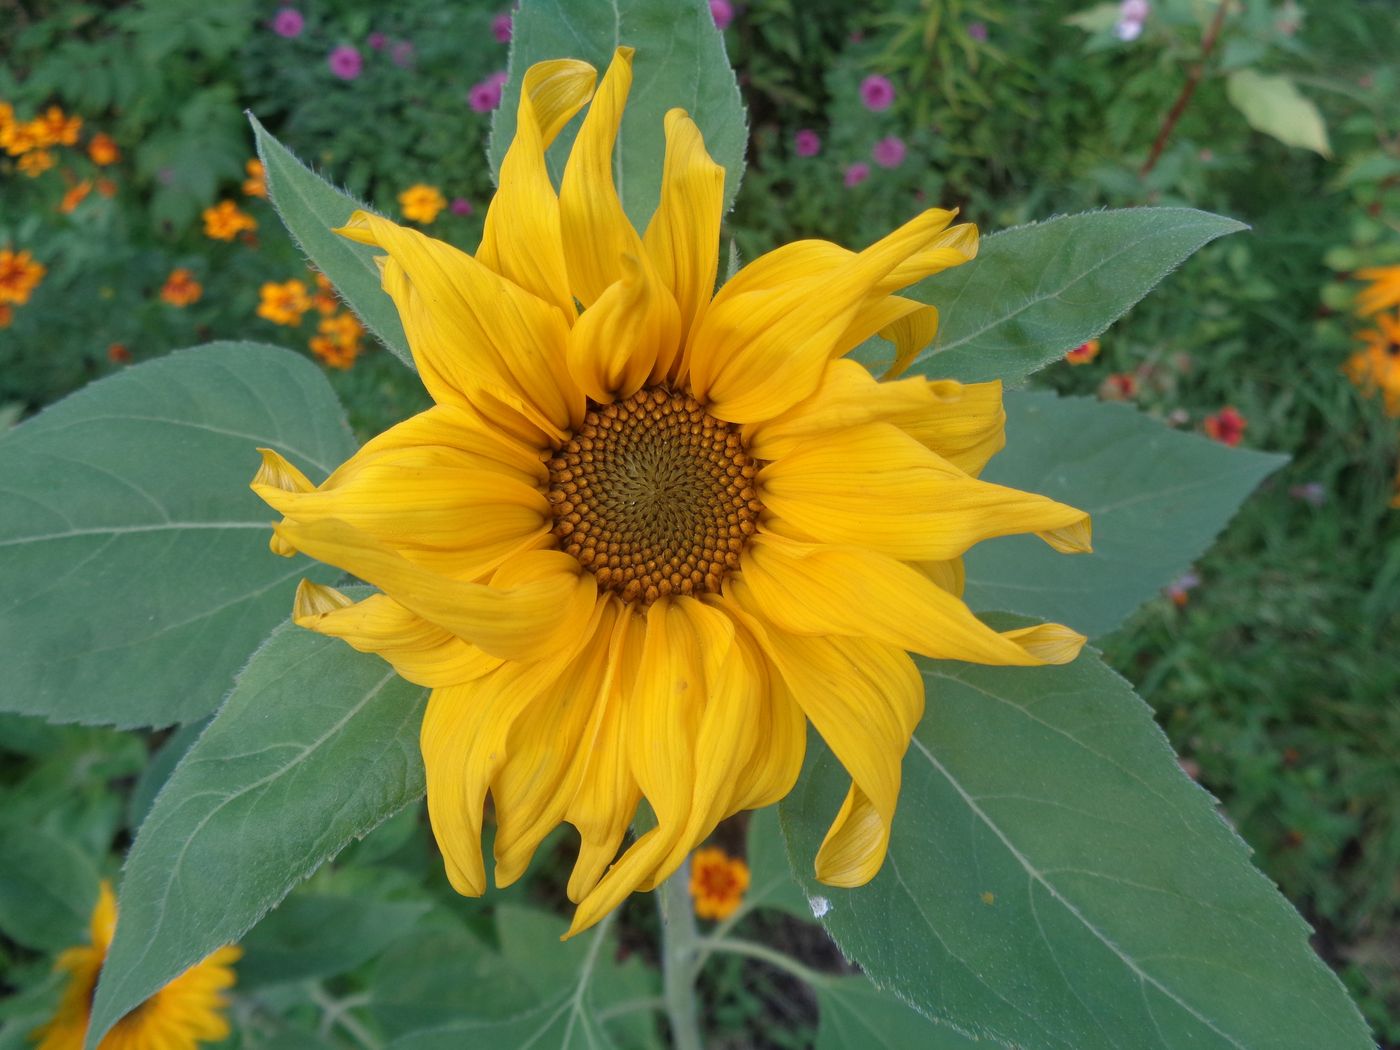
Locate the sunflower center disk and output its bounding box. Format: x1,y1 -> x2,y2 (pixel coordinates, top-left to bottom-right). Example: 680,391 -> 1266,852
547,387 -> 762,605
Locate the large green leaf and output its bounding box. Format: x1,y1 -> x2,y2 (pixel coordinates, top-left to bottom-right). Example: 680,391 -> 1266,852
780,648 -> 1372,1049
855,209 -> 1245,384
744,806 -> 813,922
815,977 -> 983,1050
85,624 -> 427,1050
964,391 -> 1287,637
250,114 -> 413,367
490,0 -> 747,228
0,824 -> 101,952
0,342 -> 356,728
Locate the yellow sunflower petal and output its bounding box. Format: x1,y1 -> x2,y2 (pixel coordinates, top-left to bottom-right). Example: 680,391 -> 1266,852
274,518 -> 596,661
293,581 -> 503,688
761,421 -> 1091,560
478,59 -> 597,318
742,539 -> 1086,666
566,252 -> 681,403
691,209 -> 965,424
337,210 -> 582,432
644,108 -> 724,369
559,47 -> 645,307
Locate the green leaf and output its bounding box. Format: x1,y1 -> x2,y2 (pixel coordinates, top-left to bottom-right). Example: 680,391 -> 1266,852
780,648 -> 1372,1049
744,807 -> 812,921
815,977 -> 984,1049
963,391 -> 1287,636
855,209 -> 1245,384
0,824 -> 100,952
490,0 -> 747,228
1062,3 -> 1121,33
250,113 -> 413,367
0,342 -> 356,729
1226,70 -> 1331,157
85,624 -> 427,1050
127,721 -> 207,829
237,893 -> 430,989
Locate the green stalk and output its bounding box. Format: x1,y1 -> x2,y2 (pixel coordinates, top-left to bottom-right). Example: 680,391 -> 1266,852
658,859 -> 704,1050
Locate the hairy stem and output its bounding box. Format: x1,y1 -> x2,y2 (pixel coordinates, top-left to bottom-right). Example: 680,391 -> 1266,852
1140,0 -> 1233,177
658,859 -> 705,1050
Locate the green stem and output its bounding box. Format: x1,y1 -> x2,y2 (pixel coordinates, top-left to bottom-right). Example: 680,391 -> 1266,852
658,859 -> 705,1050
699,936 -> 833,990
308,982 -> 382,1050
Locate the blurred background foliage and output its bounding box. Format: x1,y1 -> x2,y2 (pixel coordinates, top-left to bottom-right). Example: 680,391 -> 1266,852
2,0 -> 1398,1045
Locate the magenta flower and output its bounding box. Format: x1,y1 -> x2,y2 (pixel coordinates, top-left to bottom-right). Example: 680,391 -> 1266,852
968,21 -> 988,41
271,8 -> 304,38
391,40 -> 415,68
328,45 -> 363,81
469,73 -> 507,113
451,197 -> 475,217
843,162 -> 870,188
859,74 -> 895,112
793,128 -> 821,158
872,135 -> 906,168
368,31 -> 387,50
710,0 -> 734,30
493,12 -> 513,42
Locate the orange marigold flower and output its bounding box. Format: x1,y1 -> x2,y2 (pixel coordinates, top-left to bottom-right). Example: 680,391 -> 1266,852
1065,338 -> 1100,365
309,311 -> 365,369
1203,406 -> 1247,447
690,847 -> 750,920
108,343 -> 132,364
31,106 -> 82,147
311,271 -> 339,315
1,113 -> 41,156
59,180 -> 92,214
398,183 -> 447,224
88,132 -> 120,166
243,158 -> 267,198
1100,371 -> 1138,400
257,279 -> 312,326
161,268 -> 204,307
203,200 -> 258,241
1344,312 -> 1400,417
95,177 -> 118,198
0,248 -> 46,305
1355,264 -> 1400,317
18,149 -> 55,177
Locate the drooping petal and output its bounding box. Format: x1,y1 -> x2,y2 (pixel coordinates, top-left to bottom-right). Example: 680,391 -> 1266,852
337,210 -> 582,433
833,295 -> 939,378
733,580 -> 923,887
747,360 -> 1005,476
478,59 -> 597,317
741,538 -> 1086,666
566,253 -> 681,403
559,47 -> 645,307
274,518 -> 597,661
690,209 -> 969,423
643,108 -> 724,367
292,581 -> 503,688
760,421 -> 1091,559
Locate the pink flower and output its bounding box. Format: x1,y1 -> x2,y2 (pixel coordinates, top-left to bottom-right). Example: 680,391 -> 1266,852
391,40 -> 415,68
968,21 -> 988,41
872,135 -> 906,168
793,129 -> 821,157
860,74 -> 895,112
328,45 -> 362,81
271,8 -> 304,38
469,74 -> 506,113
451,197 -> 474,216
493,12 -> 513,42
368,32 -> 387,50
711,0 -> 733,30
843,162 -> 870,188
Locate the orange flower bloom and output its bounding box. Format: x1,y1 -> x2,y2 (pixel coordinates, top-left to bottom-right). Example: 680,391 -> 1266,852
1355,264 -> 1400,317
1,110 -> 41,156
95,177 -> 118,198
0,249 -> 46,305
1203,406 -> 1247,447
59,180 -> 92,214
18,149 -> 55,177
243,158 -> 267,198
31,106 -> 82,147
1100,372 -> 1138,400
1065,338 -> 1100,365
309,311 -> 365,369
108,343 -> 132,364
257,279 -> 312,326
311,272 -> 338,315
1344,312 -> 1400,417
689,847 -> 750,920
0,303 -> 12,328
398,183 -> 447,224
88,132 -> 120,166
161,268 -> 203,307
202,200 -> 257,241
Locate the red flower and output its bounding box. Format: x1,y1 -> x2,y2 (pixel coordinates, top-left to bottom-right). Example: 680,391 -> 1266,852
1203,406 -> 1246,447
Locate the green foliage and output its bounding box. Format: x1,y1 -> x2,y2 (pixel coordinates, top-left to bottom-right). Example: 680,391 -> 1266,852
0,342 -> 355,728
87,622 -> 428,1049
492,0 -> 748,226
964,390 -> 1287,636
0,825 -> 101,953
1226,69 -> 1331,157
779,645 -> 1374,1049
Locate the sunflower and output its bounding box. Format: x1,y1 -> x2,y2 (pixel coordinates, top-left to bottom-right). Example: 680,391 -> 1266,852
1344,311 -> 1400,417
251,47 -> 1090,937
1355,264 -> 1400,317
33,882 -> 240,1050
